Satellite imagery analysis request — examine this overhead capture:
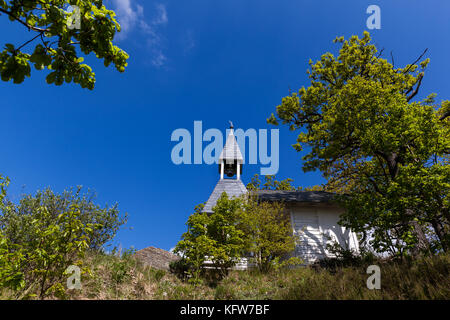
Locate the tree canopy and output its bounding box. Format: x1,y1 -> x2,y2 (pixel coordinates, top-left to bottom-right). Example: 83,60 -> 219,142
268,32 -> 450,256
246,174 -> 324,192
0,0 -> 128,89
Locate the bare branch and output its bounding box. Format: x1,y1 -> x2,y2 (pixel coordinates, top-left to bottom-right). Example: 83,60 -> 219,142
15,31 -> 43,52
390,51 -> 395,68
403,48 -> 428,74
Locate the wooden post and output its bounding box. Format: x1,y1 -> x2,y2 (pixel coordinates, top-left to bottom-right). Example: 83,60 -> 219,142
237,162 -> 240,180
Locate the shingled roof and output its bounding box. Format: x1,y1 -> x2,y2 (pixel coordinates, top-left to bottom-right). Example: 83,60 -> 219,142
219,128 -> 244,162
255,190 -> 336,203
203,179 -> 247,213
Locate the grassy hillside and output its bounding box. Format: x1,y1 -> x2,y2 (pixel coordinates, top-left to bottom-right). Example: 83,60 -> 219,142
3,251 -> 447,300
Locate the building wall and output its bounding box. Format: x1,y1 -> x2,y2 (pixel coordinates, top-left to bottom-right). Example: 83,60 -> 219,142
289,204 -> 359,264
205,203 -> 360,270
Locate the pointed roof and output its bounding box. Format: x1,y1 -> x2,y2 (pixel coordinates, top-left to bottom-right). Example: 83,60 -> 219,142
203,179 -> 247,213
219,127 -> 243,162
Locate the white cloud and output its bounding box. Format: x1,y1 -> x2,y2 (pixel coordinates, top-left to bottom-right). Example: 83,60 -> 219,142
111,0 -> 142,38
111,1 -> 168,67
183,29 -> 195,54
151,51 -> 167,68
152,4 -> 168,26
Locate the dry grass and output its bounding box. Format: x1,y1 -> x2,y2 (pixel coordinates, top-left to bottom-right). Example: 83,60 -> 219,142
2,251 -> 449,300
63,251 -> 214,300
213,254 -> 450,300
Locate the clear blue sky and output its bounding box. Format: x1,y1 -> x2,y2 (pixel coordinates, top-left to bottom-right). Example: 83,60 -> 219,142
1,0 -> 449,251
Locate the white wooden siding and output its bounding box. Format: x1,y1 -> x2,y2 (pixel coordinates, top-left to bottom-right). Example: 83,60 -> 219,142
290,206 -> 359,264
291,208 -> 326,263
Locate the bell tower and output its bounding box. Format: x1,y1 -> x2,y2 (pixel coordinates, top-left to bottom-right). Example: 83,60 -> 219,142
203,122 -> 247,213
219,121 -> 243,180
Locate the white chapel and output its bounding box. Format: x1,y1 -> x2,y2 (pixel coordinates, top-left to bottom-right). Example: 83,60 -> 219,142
203,123 -> 360,265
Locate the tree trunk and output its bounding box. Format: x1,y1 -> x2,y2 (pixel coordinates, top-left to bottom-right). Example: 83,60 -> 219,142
431,217 -> 448,252
409,219 -> 430,256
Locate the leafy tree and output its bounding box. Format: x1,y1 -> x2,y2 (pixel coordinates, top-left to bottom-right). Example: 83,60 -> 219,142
247,174 -> 297,191
174,195 -> 248,282
246,174 -> 324,191
242,196 -> 299,272
174,191 -> 301,279
0,0 -> 129,89
268,32 -> 450,256
206,194 -> 250,275
173,204 -> 216,284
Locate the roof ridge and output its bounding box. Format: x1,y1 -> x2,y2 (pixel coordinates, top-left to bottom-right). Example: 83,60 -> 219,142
219,128 -> 244,161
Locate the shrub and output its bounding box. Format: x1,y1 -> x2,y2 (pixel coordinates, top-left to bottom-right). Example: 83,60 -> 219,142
169,258 -> 192,280
1,204 -> 96,298
0,178 -> 127,298
0,186 -> 127,251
